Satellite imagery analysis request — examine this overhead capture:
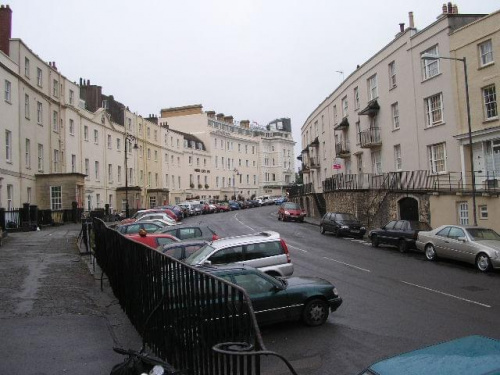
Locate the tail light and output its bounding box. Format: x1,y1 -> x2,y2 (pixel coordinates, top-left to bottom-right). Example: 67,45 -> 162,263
280,239 -> 291,263
212,233 -> 220,241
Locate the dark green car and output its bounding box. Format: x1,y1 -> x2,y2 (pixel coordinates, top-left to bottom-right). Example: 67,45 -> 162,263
203,265 -> 343,326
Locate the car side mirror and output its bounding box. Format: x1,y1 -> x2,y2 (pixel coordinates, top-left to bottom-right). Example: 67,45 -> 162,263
457,236 -> 467,242
203,260 -> 212,266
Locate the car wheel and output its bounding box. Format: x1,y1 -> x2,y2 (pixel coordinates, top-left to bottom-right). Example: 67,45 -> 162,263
398,239 -> 407,253
299,218 -> 304,223
302,299 -> 329,326
320,225 -> 325,234
476,253 -> 492,272
371,235 -> 379,247
425,244 -> 437,261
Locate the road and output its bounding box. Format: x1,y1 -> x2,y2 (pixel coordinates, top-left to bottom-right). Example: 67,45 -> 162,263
183,205 -> 500,375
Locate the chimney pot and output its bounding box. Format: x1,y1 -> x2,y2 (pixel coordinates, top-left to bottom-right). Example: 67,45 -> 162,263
399,23 -> 405,32
452,4 -> 458,14
442,4 -> 448,13
448,2 -> 453,13
409,11 -> 415,28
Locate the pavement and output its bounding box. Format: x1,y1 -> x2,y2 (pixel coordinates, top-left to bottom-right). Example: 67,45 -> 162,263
0,223 -> 142,375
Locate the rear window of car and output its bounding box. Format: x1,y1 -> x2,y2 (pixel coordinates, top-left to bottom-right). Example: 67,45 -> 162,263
178,228 -> 202,239
394,221 -> 404,230
245,241 -> 282,259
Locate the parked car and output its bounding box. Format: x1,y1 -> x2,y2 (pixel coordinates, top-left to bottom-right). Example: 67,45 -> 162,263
120,208 -> 177,225
416,225 -> 500,272
161,240 -> 208,260
278,202 -> 306,222
369,220 -> 432,252
158,205 -> 184,221
320,212 -> 366,238
192,204 -> 204,215
116,222 -> 163,235
126,230 -> 180,250
184,230 -> 294,277
228,201 -> 240,210
359,335 -> 500,375
274,196 -> 287,205
136,213 -> 178,226
160,224 -> 219,242
215,203 -> 231,212
178,202 -> 195,216
201,265 -> 342,326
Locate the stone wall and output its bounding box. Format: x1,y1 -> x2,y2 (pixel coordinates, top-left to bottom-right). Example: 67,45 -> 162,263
35,174 -> 85,210
296,191 -> 431,230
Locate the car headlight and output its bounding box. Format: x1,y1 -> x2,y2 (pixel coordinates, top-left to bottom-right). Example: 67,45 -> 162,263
284,211 -> 290,215
341,225 -> 349,229
333,287 -> 338,296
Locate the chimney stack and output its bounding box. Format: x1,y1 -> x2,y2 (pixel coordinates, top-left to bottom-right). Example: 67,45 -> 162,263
0,5 -> 12,56
409,11 -> 415,28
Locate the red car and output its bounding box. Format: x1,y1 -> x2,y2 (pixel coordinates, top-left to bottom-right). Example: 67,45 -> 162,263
126,231 -> 180,250
215,203 -> 231,212
278,202 -> 306,222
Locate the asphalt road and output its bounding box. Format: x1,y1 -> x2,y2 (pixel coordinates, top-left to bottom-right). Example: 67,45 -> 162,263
183,205 -> 500,375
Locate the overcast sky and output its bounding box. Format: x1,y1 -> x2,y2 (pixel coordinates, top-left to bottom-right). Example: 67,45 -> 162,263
8,0 -> 500,158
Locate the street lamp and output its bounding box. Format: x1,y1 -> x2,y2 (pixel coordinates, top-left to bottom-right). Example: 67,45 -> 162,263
124,134 -> 138,218
421,53 -> 477,226
233,168 -> 240,200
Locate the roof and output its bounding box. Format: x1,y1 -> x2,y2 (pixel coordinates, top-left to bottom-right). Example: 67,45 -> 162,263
210,231 -> 280,250
368,335 -> 500,375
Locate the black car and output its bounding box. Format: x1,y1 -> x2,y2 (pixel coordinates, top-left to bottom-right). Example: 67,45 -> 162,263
320,212 -> 366,238
369,220 -> 432,252
203,265 -> 342,326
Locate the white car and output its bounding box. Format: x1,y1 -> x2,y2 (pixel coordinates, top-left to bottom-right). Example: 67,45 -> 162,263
136,213 -> 177,226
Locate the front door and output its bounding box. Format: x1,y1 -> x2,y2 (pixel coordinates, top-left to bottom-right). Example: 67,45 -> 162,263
399,197 -> 418,221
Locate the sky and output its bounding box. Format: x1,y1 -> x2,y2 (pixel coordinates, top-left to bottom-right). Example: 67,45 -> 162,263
7,0 -> 500,159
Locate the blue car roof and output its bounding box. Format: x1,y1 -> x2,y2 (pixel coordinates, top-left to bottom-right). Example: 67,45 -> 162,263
367,336 -> 500,375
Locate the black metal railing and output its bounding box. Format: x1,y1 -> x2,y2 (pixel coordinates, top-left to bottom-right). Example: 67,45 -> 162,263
322,170 -> 500,193
92,219 -> 297,375
359,127 -> 381,148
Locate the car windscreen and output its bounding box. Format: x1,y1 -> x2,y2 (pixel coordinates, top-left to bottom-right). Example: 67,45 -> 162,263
184,244 -> 215,265
466,228 -> 500,241
283,203 -> 300,210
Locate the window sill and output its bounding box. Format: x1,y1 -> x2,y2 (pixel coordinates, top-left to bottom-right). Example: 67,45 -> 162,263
392,128 -> 400,132
425,121 -> 446,129
389,84 -> 397,91
5,99 -> 11,104
421,72 -> 442,83
483,117 -> 499,124
478,61 -> 494,70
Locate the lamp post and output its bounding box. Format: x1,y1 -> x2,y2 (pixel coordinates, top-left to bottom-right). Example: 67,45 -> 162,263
421,53 -> 477,226
233,168 -> 240,200
124,134 -> 138,218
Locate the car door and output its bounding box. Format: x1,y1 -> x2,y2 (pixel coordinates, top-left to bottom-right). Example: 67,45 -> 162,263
228,271 -> 292,325
444,227 -> 469,262
433,226 -> 452,257
377,221 -> 396,245
388,220 -> 404,246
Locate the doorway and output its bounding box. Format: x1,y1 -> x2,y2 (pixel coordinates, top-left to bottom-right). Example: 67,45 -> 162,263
399,197 -> 419,221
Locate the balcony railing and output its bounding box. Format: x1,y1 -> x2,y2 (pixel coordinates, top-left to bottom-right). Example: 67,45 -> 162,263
309,157 -> 321,169
321,170 -> 500,193
335,141 -> 350,158
359,127 -> 381,148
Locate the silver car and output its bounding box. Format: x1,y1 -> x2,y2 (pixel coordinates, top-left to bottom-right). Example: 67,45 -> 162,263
184,231 -> 294,277
416,225 -> 500,272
